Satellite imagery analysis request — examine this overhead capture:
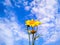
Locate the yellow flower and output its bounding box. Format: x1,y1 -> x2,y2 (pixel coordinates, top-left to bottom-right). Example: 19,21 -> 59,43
25,19 -> 42,27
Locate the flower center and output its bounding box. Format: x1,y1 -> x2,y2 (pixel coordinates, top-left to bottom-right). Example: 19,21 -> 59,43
30,20 -> 35,24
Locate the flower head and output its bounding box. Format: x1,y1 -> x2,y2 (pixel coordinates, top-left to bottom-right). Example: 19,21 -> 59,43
25,19 -> 42,27
31,30 -> 36,34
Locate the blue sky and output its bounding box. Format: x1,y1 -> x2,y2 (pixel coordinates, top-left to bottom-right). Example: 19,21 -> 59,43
0,0 -> 60,45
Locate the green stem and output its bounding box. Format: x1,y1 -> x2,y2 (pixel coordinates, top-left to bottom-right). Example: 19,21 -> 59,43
32,34 -> 34,45
28,34 -> 30,45
35,26 -> 38,38
27,25 -> 30,45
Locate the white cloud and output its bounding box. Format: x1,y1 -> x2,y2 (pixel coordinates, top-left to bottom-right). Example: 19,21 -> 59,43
0,19 -> 14,45
43,31 -> 60,45
25,6 -> 31,11
3,0 -> 21,8
3,0 -> 12,7
26,0 -> 59,45
0,18 -> 29,45
0,10 -> 28,45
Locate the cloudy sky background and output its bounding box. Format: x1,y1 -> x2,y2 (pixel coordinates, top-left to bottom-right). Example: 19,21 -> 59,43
0,0 -> 60,45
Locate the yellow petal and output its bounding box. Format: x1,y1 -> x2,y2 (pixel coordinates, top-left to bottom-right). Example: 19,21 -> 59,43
25,20 -> 30,25
35,21 -> 42,26
31,24 -> 35,27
